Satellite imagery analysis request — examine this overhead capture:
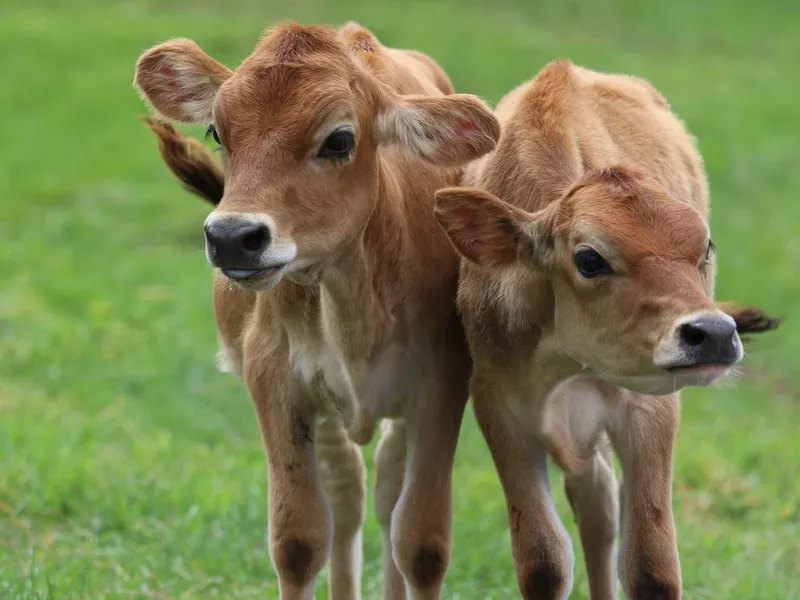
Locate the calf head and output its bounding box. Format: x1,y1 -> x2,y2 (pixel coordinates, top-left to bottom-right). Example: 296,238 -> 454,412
135,24 -> 499,290
435,165 -> 743,395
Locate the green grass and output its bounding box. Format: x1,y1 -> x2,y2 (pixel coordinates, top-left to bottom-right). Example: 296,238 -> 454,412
1,0 -> 798,597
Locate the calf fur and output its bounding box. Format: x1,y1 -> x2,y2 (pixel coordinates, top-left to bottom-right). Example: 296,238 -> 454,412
135,22 -> 499,600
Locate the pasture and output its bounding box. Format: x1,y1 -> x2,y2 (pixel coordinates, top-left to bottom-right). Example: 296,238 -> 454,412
1,0 -> 798,597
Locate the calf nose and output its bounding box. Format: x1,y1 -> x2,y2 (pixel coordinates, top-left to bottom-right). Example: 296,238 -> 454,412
678,315 -> 739,366
204,219 -> 271,267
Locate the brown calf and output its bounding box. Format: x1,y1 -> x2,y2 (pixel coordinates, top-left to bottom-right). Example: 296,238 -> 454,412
434,61 -> 779,599
134,22 -> 500,600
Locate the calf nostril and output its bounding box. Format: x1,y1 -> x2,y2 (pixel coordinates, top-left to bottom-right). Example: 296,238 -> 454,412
680,323 -> 707,347
241,226 -> 268,252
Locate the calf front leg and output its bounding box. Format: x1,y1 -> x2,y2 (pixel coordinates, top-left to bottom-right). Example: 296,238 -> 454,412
375,420 -> 408,599
539,376 -> 622,600
245,336 -> 331,600
316,417 -> 366,600
607,392 -> 681,600
390,359 -> 469,600
472,382 -> 574,600
563,437 -> 618,600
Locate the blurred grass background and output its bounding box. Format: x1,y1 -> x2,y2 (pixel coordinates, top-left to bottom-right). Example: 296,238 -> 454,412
1,0 -> 798,598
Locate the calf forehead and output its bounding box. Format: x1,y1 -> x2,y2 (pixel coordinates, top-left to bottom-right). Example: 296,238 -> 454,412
213,25 -> 359,145
215,65 -> 354,152
568,188 -> 708,262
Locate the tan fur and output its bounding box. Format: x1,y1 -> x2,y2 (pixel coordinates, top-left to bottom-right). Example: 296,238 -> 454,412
434,61 -> 779,599
135,22 -> 499,600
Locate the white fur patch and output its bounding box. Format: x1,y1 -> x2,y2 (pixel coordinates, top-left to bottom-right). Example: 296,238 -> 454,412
289,334 -> 354,422
540,376 -> 611,459
216,344 -> 242,377
176,97 -> 215,123
376,105 -> 438,159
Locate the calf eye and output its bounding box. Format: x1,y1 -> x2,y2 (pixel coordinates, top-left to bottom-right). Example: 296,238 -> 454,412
205,124 -> 221,146
317,128 -> 356,160
706,239 -> 716,261
575,248 -> 613,278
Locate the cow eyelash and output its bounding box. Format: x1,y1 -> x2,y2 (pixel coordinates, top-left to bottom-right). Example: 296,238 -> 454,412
205,124 -> 221,147
705,239 -> 716,261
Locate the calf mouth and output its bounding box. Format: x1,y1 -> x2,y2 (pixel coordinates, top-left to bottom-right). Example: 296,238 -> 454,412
665,362 -> 732,374
662,362 -> 734,387
222,264 -> 286,282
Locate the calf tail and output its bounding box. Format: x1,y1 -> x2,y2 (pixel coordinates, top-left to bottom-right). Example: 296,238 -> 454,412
717,302 -> 781,339
141,117 -> 224,205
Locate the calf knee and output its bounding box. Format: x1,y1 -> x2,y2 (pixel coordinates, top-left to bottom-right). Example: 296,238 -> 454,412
411,545 -> 446,589
520,560 -> 571,600
517,542 -> 573,600
390,493 -> 451,590
394,540 -> 448,591
628,570 -> 681,600
271,536 -> 328,587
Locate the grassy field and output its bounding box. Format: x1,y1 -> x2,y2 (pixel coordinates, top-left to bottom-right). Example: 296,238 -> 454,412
1,0 -> 799,598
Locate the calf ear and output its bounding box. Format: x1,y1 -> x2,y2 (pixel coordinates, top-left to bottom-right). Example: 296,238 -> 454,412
434,187 -> 548,268
134,39 -> 232,123
376,93 -> 500,166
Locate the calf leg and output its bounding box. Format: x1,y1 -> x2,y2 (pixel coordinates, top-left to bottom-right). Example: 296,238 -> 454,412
316,418 -> 367,600
390,359 -> 469,600
244,336 -> 331,600
606,392 -> 681,600
563,437 -> 618,600
375,420 -> 408,599
472,384 -> 574,600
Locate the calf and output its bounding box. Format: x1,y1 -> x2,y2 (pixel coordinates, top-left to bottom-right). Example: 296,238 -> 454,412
434,61 -> 778,599
134,23 -> 499,600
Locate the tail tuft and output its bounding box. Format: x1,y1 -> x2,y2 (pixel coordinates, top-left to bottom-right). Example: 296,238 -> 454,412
141,116 -> 224,205
717,302 -> 781,341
